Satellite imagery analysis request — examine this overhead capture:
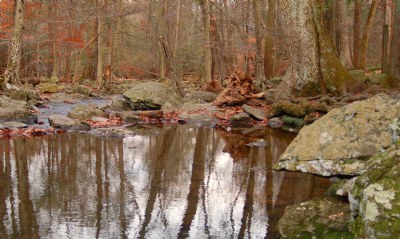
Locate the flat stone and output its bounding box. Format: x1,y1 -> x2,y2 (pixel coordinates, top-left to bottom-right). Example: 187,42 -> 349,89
242,104 -> 265,121
49,114 -> 77,128
0,121 -> 28,129
90,116 -> 109,123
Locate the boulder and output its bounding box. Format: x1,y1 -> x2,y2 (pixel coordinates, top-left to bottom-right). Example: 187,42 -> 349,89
38,83 -> 63,93
242,104 -> 265,121
0,121 -> 28,129
0,96 -> 38,124
49,114 -> 77,128
274,94 -> 400,176
68,104 -> 107,120
90,116 -> 109,123
109,95 -> 132,111
268,117 -> 284,128
187,91 -> 218,103
348,144 -> 400,239
123,82 -> 181,111
109,111 -> 142,123
277,198 -> 352,238
72,85 -> 93,96
230,112 -> 252,128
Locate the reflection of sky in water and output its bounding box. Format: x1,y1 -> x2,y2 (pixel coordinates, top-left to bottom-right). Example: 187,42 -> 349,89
0,126 -> 330,239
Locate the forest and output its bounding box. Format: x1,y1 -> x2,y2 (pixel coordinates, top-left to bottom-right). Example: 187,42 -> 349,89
0,0 -> 400,239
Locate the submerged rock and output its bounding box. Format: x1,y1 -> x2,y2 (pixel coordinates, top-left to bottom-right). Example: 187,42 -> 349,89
274,94 -> 400,176
277,197 -> 352,238
89,127 -> 136,139
123,82 -> 182,111
349,144 -> 400,239
230,112 -> 252,128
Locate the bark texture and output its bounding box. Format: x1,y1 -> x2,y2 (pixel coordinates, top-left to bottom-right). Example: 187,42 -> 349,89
277,0 -> 354,98
3,0 -> 26,86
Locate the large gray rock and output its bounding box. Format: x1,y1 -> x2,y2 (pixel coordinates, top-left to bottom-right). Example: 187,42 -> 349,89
277,198 -> 352,238
242,104 -> 265,121
49,114 -> 77,128
68,104 -> 107,120
0,121 -> 28,129
274,94 -> 400,176
123,82 -> 182,111
0,96 -> 37,124
348,144 -> 400,239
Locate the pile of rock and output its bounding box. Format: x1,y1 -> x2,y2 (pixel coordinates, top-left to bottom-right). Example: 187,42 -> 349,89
273,94 -> 400,238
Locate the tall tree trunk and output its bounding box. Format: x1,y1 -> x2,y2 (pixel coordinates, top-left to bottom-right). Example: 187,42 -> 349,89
253,0 -> 265,88
203,0 -> 212,82
277,0 -> 354,98
96,1 -> 105,86
3,0 -> 26,87
264,0 -> 276,80
359,0 -> 378,69
72,33 -> 99,83
353,0 -> 361,68
50,5 -> 59,78
336,0 -> 352,68
390,2 -> 400,87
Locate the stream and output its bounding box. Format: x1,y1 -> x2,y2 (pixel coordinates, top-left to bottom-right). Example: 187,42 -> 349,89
0,123 -> 330,239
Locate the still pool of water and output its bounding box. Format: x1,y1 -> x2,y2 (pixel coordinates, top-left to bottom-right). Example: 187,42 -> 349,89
0,125 -> 330,239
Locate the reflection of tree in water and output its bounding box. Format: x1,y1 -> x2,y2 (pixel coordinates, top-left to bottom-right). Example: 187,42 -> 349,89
178,127 -> 209,238
216,128 -> 264,161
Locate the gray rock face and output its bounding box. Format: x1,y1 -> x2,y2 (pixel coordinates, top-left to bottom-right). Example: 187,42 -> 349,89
0,96 -> 37,124
277,198 -> 352,238
274,94 -> 400,176
348,144 -> 400,239
68,104 -> 107,120
109,95 -> 132,111
0,121 -> 28,129
242,104 -> 265,121
49,114 -> 77,128
187,91 -> 217,103
230,112 -> 252,128
123,82 -> 181,111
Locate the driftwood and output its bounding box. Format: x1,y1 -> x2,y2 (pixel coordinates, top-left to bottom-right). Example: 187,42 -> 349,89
213,69 -> 265,107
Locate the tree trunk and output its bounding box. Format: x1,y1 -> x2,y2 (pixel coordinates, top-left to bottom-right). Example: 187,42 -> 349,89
335,0 -> 352,68
203,0 -> 212,82
253,0 -> 265,88
390,2 -> 400,87
3,0 -> 26,87
353,0 -> 361,68
50,5 -> 59,78
359,0 -> 378,69
277,0 -> 354,98
264,0 -> 276,80
96,1 -> 105,87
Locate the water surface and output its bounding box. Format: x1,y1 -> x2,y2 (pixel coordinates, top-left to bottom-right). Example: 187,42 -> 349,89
0,125 -> 330,239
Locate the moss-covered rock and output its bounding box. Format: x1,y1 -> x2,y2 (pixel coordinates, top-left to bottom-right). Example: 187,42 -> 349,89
67,104 -> 106,120
274,94 -> 400,176
277,197 -> 353,238
349,144 -> 400,239
38,83 -> 63,93
123,82 -> 182,111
